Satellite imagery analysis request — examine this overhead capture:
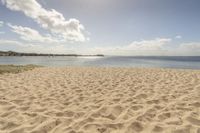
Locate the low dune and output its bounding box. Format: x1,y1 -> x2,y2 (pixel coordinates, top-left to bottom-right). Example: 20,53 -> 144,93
0,67 -> 199,133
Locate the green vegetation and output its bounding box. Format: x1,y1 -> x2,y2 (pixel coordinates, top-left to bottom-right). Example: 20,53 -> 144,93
0,65 -> 39,74
0,51 -> 104,57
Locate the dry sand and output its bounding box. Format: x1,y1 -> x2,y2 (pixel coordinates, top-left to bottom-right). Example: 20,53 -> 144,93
0,67 -> 200,133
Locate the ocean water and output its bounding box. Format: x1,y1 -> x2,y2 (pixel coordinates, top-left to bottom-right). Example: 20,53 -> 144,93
0,56 -> 200,69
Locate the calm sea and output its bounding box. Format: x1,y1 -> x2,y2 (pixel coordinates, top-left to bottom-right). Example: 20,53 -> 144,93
0,56 -> 200,69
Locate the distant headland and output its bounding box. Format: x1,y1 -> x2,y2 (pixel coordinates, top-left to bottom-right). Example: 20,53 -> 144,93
0,51 -> 104,57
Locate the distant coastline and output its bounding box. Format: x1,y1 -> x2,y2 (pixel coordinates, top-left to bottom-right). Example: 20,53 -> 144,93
0,51 -> 104,57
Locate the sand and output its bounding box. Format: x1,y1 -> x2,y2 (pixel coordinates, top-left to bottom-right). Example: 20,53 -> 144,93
0,67 -> 199,133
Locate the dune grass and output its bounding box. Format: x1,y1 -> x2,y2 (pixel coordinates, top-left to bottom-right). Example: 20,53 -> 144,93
0,65 -> 39,74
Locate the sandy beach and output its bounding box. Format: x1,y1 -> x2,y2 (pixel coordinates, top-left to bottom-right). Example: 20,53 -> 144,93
0,67 -> 200,133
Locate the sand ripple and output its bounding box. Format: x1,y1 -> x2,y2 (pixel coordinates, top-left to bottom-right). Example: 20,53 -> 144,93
0,67 -> 200,133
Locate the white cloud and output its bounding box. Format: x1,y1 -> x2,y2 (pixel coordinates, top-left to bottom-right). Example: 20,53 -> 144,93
123,38 -> 171,51
0,39 -> 23,46
0,21 -> 4,34
0,39 -> 75,54
2,0 -> 88,42
20,44 -> 75,54
180,42 -> 200,51
169,42 -> 200,56
1,37 -> 200,55
0,21 -> 4,27
175,35 -> 182,39
8,24 -> 61,43
0,39 -> 29,52
90,38 -> 172,55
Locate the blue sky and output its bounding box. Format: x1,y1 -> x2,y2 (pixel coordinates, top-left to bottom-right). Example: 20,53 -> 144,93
0,0 -> 200,55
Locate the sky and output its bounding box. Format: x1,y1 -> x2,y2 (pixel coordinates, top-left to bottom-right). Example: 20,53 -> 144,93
0,0 -> 200,55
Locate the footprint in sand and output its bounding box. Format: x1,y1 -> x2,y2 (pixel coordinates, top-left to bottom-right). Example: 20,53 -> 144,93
125,121 -> 144,133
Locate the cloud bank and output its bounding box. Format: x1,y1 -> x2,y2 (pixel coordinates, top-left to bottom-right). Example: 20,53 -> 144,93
2,0 -> 88,42
0,39 -> 75,54
91,38 -> 172,55
180,42 -> 200,50
0,37 -> 200,55
8,24 -> 61,43
123,38 -> 171,51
